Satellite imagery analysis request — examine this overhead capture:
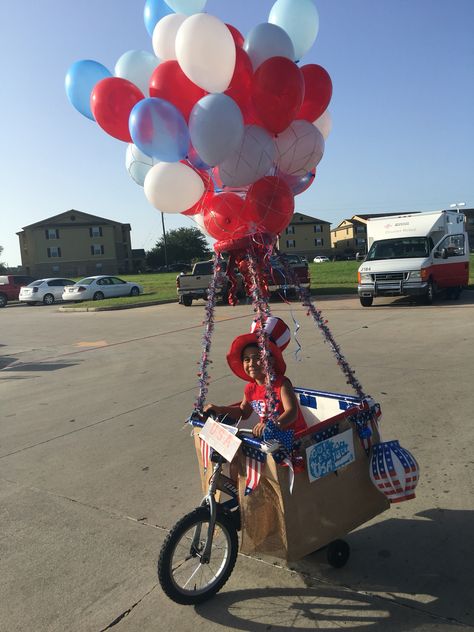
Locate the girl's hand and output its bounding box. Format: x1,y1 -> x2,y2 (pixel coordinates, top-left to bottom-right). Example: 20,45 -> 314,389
252,421 -> 266,437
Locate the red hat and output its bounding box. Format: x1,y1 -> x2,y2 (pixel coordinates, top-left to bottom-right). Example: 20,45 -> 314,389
226,317 -> 290,382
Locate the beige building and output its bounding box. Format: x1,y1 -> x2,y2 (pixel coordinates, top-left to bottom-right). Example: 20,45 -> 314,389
17,210 -> 133,278
277,212 -> 331,259
331,213 -> 401,256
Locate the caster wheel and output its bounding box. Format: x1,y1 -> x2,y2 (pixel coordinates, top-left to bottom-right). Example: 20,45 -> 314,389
327,539 -> 350,568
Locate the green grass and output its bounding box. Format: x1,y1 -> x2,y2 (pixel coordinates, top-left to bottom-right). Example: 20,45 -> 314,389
61,256 -> 474,309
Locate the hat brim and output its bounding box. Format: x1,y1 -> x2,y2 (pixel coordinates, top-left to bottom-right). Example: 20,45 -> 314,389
226,333 -> 286,382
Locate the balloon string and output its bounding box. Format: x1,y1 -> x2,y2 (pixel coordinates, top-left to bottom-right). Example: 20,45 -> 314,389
194,252 -> 223,411
274,250 -> 367,399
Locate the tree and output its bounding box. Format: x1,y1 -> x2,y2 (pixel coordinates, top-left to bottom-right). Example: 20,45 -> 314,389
0,246 -> 7,273
146,227 -> 212,269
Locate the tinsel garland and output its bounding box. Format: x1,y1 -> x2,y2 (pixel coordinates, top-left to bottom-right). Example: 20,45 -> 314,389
194,251 -> 223,411
245,249 -> 279,425
275,250 -> 366,399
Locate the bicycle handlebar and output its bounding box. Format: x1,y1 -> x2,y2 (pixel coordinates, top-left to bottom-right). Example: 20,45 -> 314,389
189,412 -> 264,451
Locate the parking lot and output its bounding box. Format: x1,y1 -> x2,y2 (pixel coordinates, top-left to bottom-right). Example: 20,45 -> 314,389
1,295 -> 474,631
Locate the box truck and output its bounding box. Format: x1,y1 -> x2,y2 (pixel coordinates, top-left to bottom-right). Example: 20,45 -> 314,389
357,210 -> 469,306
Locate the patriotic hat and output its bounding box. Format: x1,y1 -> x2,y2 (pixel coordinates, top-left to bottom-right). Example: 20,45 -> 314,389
226,317 -> 291,382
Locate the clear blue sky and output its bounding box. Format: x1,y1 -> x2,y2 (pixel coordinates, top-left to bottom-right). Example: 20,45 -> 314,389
0,0 -> 473,266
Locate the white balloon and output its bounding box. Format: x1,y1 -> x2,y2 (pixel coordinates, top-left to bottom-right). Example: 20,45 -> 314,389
313,109 -> 332,140
152,14 -> 187,61
218,125 -> 276,187
275,120 -> 325,176
175,14 -> 236,93
114,50 -> 159,96
126,143 -> 159,186
144,162 -> 204,213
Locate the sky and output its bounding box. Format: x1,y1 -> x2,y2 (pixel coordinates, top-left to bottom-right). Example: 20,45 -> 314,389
0,0 -> 473,267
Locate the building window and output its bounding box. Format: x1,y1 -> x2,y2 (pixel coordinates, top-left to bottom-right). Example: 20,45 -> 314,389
346,228 -> 349,235
286,226 -> 295,235
314,225 -> 322,232
96,263 -> 103,270
47,246 -> 61,258
45,228 -> 59,240
356,238 -> 366,246
356,225 -> 365,233
52,265 -> 59,273
89,226 -> 103,237
286,239 -> 296,248
91,244 -> 105,255
314,238 -> 324,247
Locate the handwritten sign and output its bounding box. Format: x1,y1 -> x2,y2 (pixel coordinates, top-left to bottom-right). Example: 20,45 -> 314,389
199,419 -> 242,463
306,428 -> 355,483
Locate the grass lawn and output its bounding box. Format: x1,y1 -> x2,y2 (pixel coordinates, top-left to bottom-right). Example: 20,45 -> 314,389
60,256 -> 474,309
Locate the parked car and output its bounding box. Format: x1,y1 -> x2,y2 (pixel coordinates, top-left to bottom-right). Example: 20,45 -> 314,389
176,260 -> 244,306
19,278 -> 75,305
313,256 -> 330,263
0,274 -> 35,307
62,276 -> 143,302
267,254 -> 310,297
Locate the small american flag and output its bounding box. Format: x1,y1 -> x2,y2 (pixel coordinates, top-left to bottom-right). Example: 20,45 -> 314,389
242,444 -> 266,495
200,438 -> 211,473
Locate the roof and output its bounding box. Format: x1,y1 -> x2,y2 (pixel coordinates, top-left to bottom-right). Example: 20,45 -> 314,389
289,212 -> 331,225
20,209 -> 131,231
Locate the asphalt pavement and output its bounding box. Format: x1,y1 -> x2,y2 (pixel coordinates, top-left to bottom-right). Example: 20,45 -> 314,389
1,294 -> 474,631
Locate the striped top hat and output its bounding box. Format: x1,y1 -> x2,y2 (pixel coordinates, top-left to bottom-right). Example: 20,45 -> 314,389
226,317 -> 291,382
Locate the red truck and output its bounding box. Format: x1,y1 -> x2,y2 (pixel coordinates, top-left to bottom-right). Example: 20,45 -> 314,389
267,254 -> 311,298
0,275 -> 35,308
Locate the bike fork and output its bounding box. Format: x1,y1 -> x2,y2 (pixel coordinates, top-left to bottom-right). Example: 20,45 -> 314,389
192,462 -> 221,564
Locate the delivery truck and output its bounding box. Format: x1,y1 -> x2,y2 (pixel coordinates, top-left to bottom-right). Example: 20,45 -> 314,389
357,210 -> 469,306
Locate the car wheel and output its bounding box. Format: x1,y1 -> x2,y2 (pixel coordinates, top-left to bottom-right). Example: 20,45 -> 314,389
93,291 -> 104,301
182,295 -> 192,306
130,286 -> 140,296
359,296 -> 373,307
0,294 -> 7,308
43,293 -> 55,305
424,281 -> 434,305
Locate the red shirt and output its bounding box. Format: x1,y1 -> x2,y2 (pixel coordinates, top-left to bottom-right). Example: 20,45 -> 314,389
244,375 -> 306,434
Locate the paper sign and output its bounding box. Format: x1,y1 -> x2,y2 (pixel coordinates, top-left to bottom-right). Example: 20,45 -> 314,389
199,419 -> 242,463
306,428 -> 355,483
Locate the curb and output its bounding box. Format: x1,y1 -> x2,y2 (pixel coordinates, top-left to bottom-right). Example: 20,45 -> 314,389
58,299 -> 176,312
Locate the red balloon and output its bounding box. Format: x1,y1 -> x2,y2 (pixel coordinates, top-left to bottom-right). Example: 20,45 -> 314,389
241,176 -> 294,234
149,61 -> 207,121
251,57 -> 304,134
298,64 -> 333,122
91,77 -> 144,142
181,169 -> 214,216
226,23 -> 245,48
225,47 -> 253,118
203,193 -> 249,241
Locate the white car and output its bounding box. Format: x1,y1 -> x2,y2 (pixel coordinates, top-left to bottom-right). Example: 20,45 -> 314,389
313,256 -> 330,263
62,275 -> 143,302
19,278 -> 75,305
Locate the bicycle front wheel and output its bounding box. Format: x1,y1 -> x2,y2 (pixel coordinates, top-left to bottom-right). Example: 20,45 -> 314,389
158,506 -> 238,605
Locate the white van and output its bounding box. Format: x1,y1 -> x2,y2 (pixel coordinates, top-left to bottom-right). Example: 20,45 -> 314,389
357,210 -> 469,306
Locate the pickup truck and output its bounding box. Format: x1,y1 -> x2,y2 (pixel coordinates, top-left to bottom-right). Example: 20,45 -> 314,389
0,274 -> 35,307
176,260 -> 244,306
267,254 -> 311,297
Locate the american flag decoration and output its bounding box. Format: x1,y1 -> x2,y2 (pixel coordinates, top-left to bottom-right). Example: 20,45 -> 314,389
369,440 -> 419,503
200,438 -> 212,473
263,420 -> 295,453
242,443 -> 266,496
349,407 -> 380,455
312,424 -> 339,444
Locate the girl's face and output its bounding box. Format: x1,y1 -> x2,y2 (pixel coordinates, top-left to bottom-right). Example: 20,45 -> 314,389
242,345 -> 272,383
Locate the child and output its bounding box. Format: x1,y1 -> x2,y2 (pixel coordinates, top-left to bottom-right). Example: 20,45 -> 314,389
204,317 -> 306,438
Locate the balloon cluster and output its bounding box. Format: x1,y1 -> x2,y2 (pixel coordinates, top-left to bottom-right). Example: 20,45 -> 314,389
65,0 -> 333,249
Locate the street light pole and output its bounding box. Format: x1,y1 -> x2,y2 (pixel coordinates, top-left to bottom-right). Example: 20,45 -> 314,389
449,201 -> 466,214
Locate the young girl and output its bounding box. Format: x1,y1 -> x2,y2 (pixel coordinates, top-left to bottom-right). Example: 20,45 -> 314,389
204,317 -> 306,437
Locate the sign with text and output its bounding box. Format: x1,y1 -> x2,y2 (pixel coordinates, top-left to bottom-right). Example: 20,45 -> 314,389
306,428 -> 355,483
199,419 -> 242,463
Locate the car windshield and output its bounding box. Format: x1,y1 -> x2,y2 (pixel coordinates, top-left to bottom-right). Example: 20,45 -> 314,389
366,237 -> 430,261
76,277 -> 95,285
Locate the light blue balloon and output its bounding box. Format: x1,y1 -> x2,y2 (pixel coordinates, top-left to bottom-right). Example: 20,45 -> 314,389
165,0 -> 207,15
189,94 -> 244,167
129,97 -> 190,162
243,22 -> 295,70
143,0 -> 173,37
65,60 -> 112,121
115,50 -> 159,96
269,0 -> 319,61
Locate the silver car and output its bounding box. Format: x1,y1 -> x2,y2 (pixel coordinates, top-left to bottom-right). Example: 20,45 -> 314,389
62,275 -> 143,302
19,278 -> 75,305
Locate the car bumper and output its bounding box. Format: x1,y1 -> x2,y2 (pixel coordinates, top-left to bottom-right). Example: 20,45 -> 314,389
358,281 -> 428,298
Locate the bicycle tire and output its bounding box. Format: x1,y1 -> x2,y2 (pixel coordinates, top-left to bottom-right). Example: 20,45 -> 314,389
158,506 -> 238,605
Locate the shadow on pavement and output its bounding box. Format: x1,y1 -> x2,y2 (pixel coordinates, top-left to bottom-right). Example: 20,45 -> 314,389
0,359 -> 81,372
195,508 -> 473,630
